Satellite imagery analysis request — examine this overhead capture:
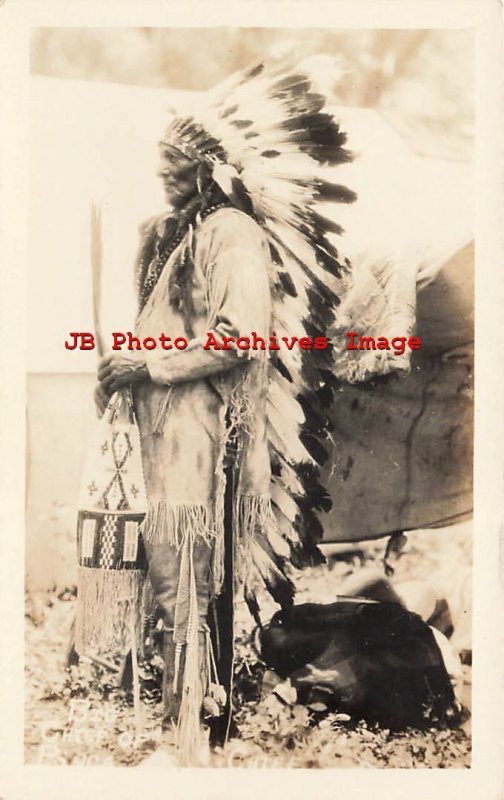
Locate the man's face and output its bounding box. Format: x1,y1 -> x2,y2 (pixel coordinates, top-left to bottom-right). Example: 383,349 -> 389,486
157,146 -> 199,210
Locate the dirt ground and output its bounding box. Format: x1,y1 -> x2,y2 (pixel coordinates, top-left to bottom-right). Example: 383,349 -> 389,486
25,523 -> 471,768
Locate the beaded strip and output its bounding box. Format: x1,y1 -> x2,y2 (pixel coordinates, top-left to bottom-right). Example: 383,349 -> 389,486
137,201 -> 230,315
138,220 -> 184,314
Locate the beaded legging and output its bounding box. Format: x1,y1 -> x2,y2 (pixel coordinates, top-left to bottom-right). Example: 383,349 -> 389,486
145,536 -> 213,723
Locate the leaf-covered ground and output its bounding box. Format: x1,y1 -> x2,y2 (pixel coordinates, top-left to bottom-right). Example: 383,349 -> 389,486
25,524 -> 471,768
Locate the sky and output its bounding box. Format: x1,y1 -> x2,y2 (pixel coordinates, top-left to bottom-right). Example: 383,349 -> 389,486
31,27 -> 473,160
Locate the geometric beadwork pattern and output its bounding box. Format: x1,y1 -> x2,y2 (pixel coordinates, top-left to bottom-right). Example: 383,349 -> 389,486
101,431 -> 132,511
81,518 -> 97,559
77,510 -> 147,572
99,515 -> 118,569
123,520 -> 140,562
78,413 -> 147,514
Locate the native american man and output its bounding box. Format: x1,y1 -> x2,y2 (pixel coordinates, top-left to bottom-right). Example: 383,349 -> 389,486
93,57 -> 366,765
95,143 -> 289,765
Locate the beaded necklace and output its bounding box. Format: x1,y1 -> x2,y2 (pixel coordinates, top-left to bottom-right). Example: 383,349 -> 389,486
138,201 -> 230,314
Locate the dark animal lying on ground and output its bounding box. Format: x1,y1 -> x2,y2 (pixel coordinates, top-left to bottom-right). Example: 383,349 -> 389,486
259,599 -> 460,730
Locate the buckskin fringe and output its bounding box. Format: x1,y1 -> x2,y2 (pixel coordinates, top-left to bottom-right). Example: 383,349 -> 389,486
174,535 -> 206,766
75,566 -> 145,657
140,500 -> 217,548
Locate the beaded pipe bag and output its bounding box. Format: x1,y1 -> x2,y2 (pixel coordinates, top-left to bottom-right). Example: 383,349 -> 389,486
74,207 -> 149,660
74,388 -> 148,658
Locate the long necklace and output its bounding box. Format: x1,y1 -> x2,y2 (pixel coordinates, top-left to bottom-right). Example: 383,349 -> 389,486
139,221 -> 184,312
138,201 -> 231,313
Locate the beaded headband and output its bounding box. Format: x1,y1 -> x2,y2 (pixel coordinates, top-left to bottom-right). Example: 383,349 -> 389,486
160,117 -> 228,167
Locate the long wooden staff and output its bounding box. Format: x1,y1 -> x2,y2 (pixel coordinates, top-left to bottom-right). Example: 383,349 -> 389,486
89,203 -> 142,729
90,203 -> 105,359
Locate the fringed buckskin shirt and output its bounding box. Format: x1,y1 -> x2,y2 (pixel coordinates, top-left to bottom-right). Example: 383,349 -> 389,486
133,207 -> 284,631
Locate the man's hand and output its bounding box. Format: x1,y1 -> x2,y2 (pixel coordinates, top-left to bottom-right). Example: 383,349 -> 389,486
97,352 -> 149,395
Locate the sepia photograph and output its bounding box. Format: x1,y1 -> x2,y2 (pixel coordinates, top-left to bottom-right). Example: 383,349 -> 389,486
24,24 -> 476,770
0,3 -> 502,797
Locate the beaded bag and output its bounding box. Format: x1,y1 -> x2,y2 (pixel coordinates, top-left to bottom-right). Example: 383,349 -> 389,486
74,388 -> 148,660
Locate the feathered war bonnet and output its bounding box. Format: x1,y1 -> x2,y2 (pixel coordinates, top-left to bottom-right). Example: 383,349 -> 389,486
161,55 -> 357,566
